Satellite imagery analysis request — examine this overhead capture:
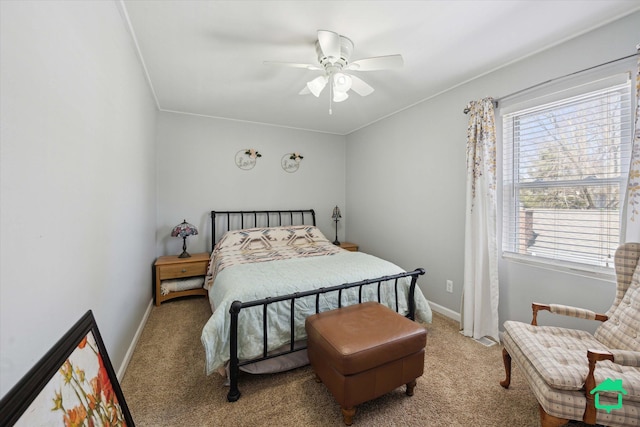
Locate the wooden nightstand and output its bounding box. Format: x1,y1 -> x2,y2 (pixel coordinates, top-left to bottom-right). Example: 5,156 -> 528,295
339,242 -> 359,252
154,252 -> 209,306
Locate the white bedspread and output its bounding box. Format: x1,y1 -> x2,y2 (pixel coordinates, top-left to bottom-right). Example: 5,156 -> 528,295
201,250 -> 432,375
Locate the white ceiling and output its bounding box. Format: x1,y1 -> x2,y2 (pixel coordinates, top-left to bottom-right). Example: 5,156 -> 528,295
121,1 -> 640,135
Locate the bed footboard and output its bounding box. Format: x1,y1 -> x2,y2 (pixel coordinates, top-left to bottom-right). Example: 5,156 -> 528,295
226,268 -> 426,402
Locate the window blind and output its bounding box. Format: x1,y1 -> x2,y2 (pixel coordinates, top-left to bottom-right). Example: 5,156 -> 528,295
502,80 -> 633,270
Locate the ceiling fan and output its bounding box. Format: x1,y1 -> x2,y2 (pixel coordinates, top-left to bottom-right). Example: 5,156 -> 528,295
264,30 -> 403,113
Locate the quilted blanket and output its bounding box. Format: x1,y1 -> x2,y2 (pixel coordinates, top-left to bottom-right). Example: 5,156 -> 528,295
201,226 -> 432,375
205,225 -> 343,290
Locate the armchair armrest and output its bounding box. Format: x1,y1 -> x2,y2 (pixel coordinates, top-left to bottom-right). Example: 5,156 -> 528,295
531,303 -> 608,326
583,348 -> 640,423
584,349 -> 615,424
609,349 -> 640,367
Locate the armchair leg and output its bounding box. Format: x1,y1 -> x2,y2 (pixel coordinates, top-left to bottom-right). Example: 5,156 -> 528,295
500,347 -> 512,388
539,404 -> 569,427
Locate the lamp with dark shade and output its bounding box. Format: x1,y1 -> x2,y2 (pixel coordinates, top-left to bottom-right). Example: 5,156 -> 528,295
331,206 -> 341,246
171,220 -> 198,258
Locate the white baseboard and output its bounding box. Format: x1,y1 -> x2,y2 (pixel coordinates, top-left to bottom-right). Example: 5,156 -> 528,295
429,301 -> 461,323
117,298 -> 153,381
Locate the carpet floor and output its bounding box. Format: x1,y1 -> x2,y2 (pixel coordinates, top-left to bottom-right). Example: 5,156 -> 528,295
121,297 -> 543,426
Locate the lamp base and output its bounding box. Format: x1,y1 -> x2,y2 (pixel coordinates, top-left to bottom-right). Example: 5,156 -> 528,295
178,236 -> 191,258
333,240 -> 340,246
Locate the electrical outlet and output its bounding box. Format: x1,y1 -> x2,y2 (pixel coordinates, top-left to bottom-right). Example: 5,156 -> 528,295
446,280 -> 453,293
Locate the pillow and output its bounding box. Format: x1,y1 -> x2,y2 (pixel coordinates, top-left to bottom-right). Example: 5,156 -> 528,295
214,225 -> 329,253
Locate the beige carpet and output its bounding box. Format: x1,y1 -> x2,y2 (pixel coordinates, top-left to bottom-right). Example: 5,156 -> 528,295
121,297 -> 541,426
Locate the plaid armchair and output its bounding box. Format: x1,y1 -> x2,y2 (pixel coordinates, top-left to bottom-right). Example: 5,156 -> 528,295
501,242 -> 640,427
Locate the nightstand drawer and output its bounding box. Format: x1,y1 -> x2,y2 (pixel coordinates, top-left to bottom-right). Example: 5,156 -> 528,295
159,262 -> 207,279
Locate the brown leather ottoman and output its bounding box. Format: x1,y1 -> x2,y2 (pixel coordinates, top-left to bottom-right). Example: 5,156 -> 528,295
305,301 -> 427,425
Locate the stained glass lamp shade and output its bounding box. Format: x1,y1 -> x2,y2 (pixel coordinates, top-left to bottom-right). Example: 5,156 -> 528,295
171,220 -> 198,258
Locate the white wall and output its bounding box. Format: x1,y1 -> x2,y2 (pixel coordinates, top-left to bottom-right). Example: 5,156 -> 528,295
155,112 -> 347,256
0,1 -> 157,397
346,11 -> 640,329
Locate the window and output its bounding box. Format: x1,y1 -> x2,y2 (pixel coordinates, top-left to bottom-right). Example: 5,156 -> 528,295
502,79 -> 633,270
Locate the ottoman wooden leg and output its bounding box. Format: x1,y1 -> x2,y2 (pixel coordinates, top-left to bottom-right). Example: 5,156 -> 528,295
406,379 -> 417,396
341,406 -> 356,426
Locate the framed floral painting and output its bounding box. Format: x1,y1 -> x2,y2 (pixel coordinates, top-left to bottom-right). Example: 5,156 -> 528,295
0,310 -> 134,426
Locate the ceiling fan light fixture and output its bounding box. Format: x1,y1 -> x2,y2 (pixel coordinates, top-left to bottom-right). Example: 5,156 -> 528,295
267,30 -> 403,112
307,76 -> 327,97
333,73 -> 352,93
333,90 -> 349,103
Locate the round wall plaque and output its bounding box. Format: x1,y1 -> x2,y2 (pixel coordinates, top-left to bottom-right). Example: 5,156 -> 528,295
235,150 -> 256,170
281,153 -> 300,173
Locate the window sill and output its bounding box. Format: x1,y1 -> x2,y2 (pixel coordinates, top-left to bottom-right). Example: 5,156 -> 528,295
501,252 -> 616,282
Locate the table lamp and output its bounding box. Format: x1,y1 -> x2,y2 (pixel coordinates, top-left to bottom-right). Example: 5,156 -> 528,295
332,206 -> 341,246
171,219 -> 198,258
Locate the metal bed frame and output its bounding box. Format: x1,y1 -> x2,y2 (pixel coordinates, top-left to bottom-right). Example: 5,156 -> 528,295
209,210 -> 426,402
211,209 -> 316,252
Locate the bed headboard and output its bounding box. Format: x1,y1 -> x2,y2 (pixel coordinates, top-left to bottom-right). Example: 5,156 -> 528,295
210,209 -> 316,251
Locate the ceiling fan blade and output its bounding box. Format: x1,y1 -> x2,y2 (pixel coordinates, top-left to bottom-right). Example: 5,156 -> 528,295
347,54 -> 404,71
350,75 -> 374,97
299,86 -> 311,95
263,61 -> 321,71
317,30 -> 341,61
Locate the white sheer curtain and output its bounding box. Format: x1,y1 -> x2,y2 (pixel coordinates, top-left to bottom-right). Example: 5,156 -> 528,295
462,98 -> 500,343
624,46 -> 640,242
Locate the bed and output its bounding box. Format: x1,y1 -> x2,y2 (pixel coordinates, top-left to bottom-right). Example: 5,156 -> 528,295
200,209 -> 432,401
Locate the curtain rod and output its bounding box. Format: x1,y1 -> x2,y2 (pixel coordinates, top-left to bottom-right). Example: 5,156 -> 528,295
463,99 -> 498,114
463,51 -> 638,114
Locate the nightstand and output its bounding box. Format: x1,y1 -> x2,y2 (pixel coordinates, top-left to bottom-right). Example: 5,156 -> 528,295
154,252 -> 209,306
339,242 -> 359,252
